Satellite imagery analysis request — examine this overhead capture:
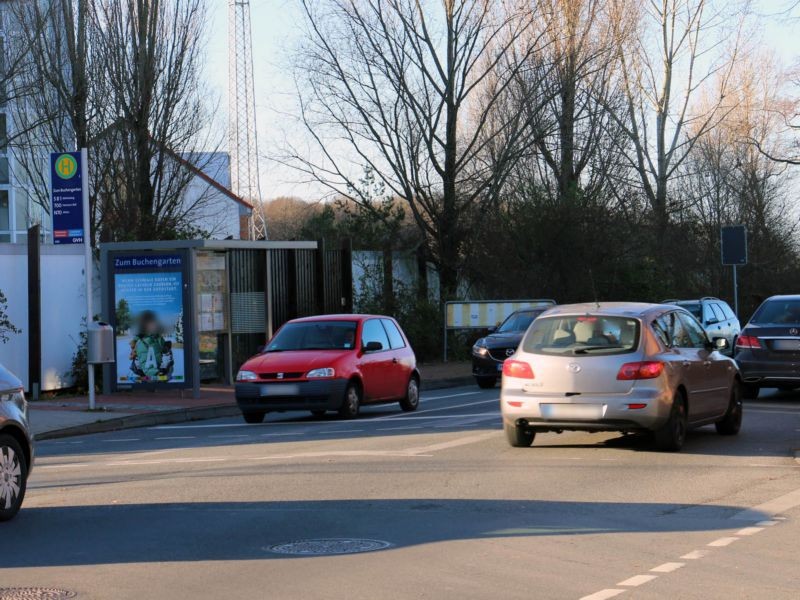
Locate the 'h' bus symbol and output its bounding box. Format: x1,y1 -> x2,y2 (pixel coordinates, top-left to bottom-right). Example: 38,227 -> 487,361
55,154 -> 77,179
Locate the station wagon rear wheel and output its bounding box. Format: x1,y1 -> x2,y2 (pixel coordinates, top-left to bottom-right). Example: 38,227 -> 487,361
242,411 -> 265,424
476,377 -> 496,389
742,383 -> 759,400
504,422 -> 536,448
0,434 -> 27,522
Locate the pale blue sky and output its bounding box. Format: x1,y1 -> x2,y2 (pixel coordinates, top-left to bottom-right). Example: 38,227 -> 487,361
204,0 -> 800,200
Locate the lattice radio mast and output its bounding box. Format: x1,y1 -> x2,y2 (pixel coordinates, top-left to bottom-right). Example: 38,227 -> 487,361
228,0 -> 267,239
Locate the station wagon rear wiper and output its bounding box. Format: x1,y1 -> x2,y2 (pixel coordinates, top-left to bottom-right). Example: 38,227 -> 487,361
572,345 -> 624,354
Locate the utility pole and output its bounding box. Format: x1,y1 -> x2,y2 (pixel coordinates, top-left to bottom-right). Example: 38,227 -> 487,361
228,0 -> 267,239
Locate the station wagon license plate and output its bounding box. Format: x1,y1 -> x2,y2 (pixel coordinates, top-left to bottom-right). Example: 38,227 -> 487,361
539,403 -> 605,420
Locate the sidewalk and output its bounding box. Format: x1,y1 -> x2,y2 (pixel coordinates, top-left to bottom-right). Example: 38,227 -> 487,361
28,362 -> 472,440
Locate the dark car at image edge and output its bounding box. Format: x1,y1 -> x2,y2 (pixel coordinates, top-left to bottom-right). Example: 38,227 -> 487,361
735,294 -> 800,398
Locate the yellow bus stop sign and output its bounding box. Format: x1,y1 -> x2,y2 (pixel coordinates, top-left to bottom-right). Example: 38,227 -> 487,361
55,153 -> 78,179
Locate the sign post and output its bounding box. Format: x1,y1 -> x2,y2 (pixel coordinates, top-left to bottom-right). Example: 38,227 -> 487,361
51,149 -> 95,408
721,225 -> 747,317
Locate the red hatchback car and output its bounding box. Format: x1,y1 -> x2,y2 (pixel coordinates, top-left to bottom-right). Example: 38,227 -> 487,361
235,315 -> 420,422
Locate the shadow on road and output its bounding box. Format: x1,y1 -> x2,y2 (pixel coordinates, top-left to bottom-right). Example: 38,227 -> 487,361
0,498 -> 763,568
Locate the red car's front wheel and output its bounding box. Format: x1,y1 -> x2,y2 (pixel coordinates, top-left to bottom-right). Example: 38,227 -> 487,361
339,382 -> 362,419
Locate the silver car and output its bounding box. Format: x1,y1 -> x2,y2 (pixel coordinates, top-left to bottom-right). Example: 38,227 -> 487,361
501,303 -> 742,451
0,362 -> 33,521
663,297 -> 741,353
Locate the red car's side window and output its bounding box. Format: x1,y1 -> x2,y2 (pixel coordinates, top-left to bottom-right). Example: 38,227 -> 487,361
381,319 -> 406,349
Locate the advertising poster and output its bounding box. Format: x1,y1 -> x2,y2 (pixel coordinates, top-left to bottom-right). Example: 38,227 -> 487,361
113,254 -> 186,385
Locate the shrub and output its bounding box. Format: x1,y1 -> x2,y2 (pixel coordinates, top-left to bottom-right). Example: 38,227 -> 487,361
0,290 -> 20,344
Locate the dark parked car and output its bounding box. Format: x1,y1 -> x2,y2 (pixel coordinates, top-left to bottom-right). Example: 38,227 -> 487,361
736,295 -> 800,398
235,315 -> 420,422
0,362 -> 33,521
471,304 -> 555,388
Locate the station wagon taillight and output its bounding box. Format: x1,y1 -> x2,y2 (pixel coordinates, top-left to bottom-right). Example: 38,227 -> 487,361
616,361 -> 664,380
503,360 -> 534,379
736,335 -> 761,349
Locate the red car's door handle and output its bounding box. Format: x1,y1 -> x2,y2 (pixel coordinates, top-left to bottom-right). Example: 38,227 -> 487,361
392,358 -> 399,364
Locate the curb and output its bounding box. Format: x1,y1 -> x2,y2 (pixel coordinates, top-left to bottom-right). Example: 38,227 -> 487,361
33,376 -> 477,441
35,404 -> 242,441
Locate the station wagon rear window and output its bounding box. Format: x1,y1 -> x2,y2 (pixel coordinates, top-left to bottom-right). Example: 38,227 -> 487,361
521,315 -> 640,356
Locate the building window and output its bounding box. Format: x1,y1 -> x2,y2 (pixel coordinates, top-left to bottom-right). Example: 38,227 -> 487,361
0,189 -> 9,241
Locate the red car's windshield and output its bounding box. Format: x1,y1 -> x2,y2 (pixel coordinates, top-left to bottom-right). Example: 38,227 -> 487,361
266,320 -> 358,352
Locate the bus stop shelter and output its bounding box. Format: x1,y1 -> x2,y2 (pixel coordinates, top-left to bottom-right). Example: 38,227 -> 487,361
99,239 -> 352,398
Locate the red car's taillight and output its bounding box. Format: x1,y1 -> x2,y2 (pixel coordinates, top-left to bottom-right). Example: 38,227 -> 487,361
503,360 -> 534,379
736,335 -> 761,349
617,361 -> 664,380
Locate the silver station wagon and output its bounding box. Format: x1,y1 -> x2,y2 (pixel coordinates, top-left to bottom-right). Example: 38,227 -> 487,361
500,303 -> 742,451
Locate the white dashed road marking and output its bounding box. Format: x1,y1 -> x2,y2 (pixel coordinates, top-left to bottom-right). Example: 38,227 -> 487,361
707,537 -> 739,547
650,562 -> 684,573
421,391 -> 482,401
37,462 -> 90,470
579,590 -> 626,600
617,575 -> 657,587
579,486 -> 797,599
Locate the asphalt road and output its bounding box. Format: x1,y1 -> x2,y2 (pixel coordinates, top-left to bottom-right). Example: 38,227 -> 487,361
2,385 -> 799,600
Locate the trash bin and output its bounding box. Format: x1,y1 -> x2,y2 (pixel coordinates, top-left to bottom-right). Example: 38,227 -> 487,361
87,322 -> 115,364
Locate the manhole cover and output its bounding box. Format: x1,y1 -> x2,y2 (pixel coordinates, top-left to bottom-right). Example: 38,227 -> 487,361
266,538 -> 392,555
0,589 -> 76,600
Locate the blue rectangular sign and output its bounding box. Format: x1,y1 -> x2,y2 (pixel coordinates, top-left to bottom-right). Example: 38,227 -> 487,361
50,151 -> 84,244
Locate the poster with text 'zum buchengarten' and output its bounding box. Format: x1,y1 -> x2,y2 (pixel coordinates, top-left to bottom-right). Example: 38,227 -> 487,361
113,255 -> 186,385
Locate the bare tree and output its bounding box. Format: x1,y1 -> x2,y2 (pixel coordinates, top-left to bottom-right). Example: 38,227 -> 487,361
678,55 -> 797,308
519,0 -> 626,204
92,0 -> 218,240
9,0 -> 219,243
607,0 -> 751,238
282,0 -> 547,298
10,0 -> 99,226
